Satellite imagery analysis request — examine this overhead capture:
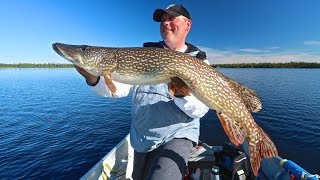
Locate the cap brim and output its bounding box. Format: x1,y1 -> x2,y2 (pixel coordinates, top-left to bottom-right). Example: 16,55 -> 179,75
153,9 -> 181,22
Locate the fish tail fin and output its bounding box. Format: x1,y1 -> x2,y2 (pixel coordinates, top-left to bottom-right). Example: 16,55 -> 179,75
248,142 -> 261,176
248,127 -> 278,176
258,127 -> 278,158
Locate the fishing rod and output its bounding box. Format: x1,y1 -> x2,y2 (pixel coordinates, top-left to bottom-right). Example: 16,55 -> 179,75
278,156 -> 319,180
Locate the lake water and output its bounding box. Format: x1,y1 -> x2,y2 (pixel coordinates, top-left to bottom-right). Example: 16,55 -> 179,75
0,68 -> 319,178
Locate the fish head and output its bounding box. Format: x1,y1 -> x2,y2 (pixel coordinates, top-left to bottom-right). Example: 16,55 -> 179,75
52,43 -> 117,76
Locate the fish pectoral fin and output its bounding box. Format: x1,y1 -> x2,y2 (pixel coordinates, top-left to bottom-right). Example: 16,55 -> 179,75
169,77 -> 191,98
168,82 -> 175,99
216,112 -> 246,146
103,74 -> 117,97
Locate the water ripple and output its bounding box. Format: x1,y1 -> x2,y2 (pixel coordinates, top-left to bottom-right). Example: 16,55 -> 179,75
0,68 -> 319,177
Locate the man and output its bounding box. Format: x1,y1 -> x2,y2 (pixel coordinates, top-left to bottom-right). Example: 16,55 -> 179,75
75,4 -> 209,180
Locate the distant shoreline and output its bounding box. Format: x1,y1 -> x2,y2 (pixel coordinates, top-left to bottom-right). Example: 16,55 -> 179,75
211,62 -> 320,68
0,63 -> 73,68
1,62 -> 320,68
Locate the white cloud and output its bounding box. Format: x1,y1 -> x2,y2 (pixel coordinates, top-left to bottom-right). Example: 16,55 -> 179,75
239,48 -> 270,53
267,46 -> 280,50
304,40 -> 320,46
199,46 -> 320,64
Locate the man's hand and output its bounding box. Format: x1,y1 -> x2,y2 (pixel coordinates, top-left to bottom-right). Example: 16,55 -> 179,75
74,65 -> 99,84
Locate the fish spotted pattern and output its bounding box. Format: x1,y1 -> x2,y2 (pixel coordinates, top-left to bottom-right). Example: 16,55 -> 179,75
53,43 -> 278,175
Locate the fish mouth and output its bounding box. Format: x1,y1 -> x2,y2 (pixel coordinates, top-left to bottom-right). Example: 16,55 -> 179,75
52,43 -> 63,56
52,42 -> 100,76
52,43 -> 79,64
52,43 -> 70,58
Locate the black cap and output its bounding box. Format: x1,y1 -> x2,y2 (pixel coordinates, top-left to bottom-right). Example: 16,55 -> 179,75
153,4 -> 191,22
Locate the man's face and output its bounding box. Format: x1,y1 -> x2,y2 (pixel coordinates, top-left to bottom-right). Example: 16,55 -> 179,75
160,13 -> 191,45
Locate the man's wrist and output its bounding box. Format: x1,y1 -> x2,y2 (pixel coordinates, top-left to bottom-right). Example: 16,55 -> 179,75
86,76 -> 100,86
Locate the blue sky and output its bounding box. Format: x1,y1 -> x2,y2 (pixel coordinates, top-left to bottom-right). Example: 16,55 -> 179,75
1,0 -> 320,64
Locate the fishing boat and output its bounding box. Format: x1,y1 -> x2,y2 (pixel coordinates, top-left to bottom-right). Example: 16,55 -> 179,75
81,134 -> 318,180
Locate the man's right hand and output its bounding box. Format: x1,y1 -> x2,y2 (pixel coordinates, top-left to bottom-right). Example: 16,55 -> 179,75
74,65 -> 99,85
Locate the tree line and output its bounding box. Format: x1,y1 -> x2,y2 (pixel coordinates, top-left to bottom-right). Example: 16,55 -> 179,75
1,62 -> 320,68
0,63 -> 73,68
211,62 -> 320,68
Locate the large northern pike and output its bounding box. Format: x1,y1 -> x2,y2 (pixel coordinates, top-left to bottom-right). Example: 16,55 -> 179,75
52,43 -> 278,175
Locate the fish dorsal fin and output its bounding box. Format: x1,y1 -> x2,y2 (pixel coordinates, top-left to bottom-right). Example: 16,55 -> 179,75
225,76 -> 262,113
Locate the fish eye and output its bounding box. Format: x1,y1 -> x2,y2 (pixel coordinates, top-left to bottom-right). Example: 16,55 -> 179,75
80,46 -> 87,52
